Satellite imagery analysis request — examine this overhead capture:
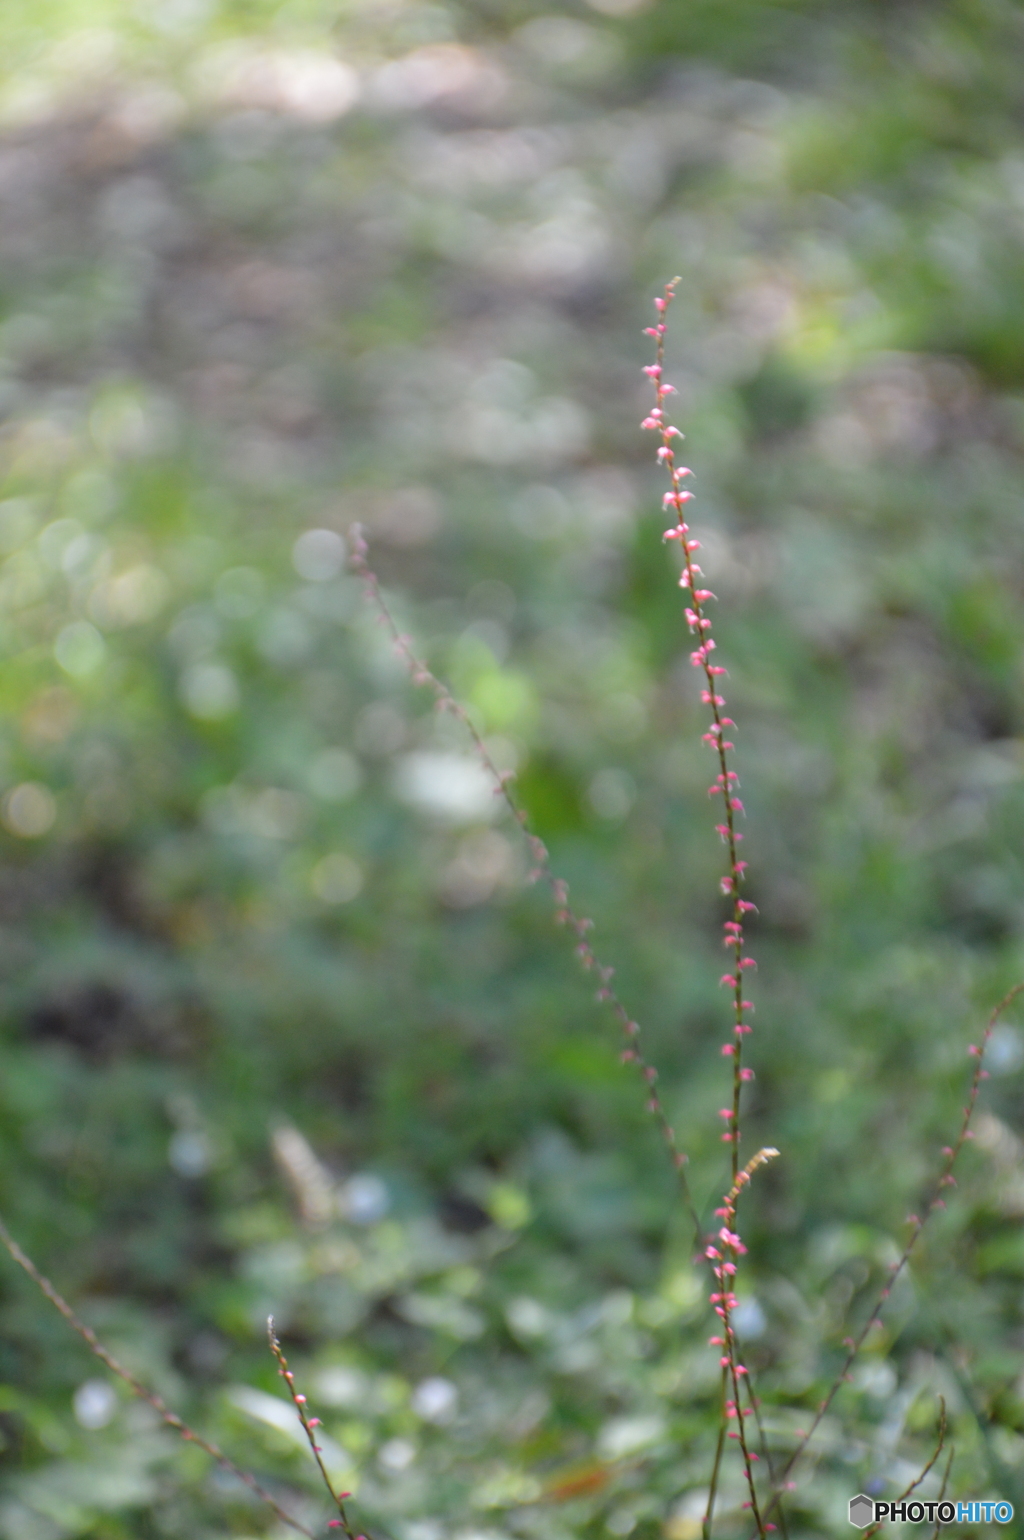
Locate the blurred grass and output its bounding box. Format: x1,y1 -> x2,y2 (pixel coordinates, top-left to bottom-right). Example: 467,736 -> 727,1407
0,0 -> 1023,1535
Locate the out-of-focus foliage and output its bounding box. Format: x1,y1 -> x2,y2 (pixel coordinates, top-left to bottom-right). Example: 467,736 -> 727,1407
1,0 -> 1024,1535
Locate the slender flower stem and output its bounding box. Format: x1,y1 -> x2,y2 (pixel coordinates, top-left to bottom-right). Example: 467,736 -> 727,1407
929,1447 -> 955,1540
861,1399 -> 946,1540
702,1397 -> 728,1540
268,1320 -> 365,1540
642,278 -> 756,1183
755,982 -> 1024,1531
0,1215 -> 314,1539
348,529 -> 704,1247
644,283 -> 771,1536
704,1148 -> 779,1540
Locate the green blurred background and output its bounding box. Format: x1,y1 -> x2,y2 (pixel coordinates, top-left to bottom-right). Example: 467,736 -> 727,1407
1,0 -> 1024,1535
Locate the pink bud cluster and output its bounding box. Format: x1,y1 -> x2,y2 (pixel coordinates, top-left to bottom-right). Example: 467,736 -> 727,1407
703,1152 -> 778,1536
643,280 -> 756,1180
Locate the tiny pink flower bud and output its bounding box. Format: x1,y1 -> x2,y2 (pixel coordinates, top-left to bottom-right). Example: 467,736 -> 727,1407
739,1067 -> 754,1081
643,364 -> 661,378
720,974 -> 738,987
722,1043 -> 737,1056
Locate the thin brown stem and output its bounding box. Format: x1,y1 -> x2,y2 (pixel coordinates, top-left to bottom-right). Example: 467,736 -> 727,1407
702,1373 -> 728,1540
757,982 -> 1024,1529
348,531 -> 705,1249
861,1398 -> 946,1540
0,1214 -> 314,1539
644,280 -> 755,1182
930,1447 -> 955,1540
706,1149 -> 779,1540
268,1319 -> 364,1540
645,283 -> 771,1535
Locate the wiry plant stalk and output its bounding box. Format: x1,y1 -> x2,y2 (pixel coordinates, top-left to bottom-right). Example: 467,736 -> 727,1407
348,527 -> 704,1245
0,1215 -> 314,1539
755,981 -> 1024,1532
861,1399 -> 947,1540
642,278 -> 757,1183
643,281 -> 772,1536
930,1447 -> 955,1540
703,1149 -> 780,1540
268,1319 -> 367,1540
